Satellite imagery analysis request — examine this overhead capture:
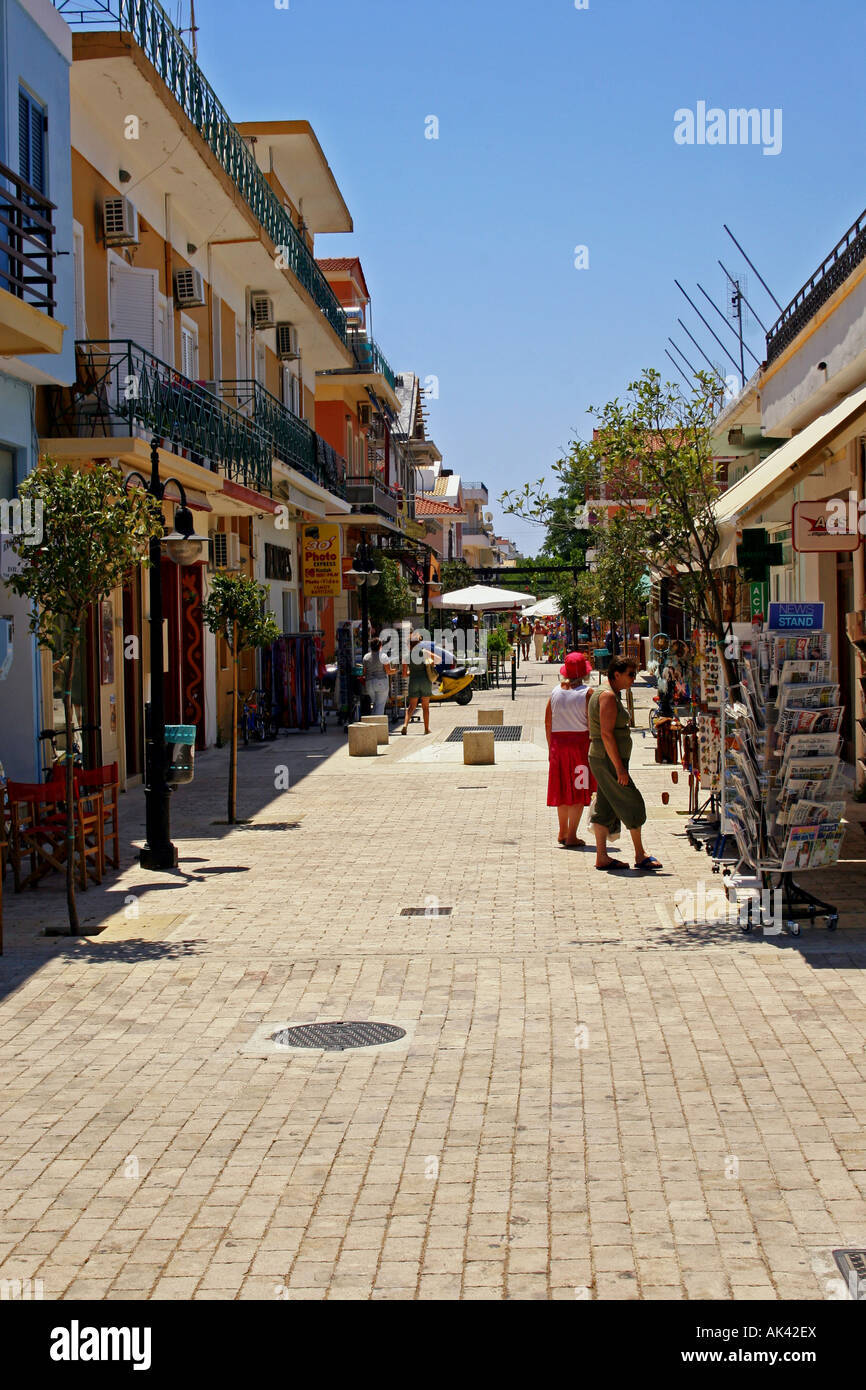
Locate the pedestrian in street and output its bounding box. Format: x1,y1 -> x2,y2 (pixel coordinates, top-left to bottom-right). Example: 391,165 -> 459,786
545,651 -> 595,847
604,623 -> 622,656
362,636 -> 394,717
533,621 -> 545,661
401,630 -> 433,735
588,654 -> 662,871
519,615 -> 532,659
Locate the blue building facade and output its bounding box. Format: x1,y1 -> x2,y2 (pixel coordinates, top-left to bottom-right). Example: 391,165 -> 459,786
0,0 -> 74,779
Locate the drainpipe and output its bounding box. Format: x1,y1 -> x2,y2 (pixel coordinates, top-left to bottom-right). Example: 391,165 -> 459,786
164,194 -> 174,365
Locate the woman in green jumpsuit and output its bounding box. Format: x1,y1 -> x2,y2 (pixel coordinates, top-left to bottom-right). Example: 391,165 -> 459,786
588,655 -> 662,872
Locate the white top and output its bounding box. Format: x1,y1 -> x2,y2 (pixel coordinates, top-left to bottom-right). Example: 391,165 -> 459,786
550,684 -> 590,733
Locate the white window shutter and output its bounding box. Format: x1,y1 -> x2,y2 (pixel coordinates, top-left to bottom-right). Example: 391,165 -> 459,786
108,263 -> 158,355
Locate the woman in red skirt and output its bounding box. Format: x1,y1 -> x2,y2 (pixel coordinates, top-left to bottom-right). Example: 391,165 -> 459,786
545,651 -> 595,846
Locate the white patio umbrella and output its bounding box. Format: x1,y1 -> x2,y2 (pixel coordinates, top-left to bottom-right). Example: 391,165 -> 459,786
520,596 -> 561,618
433,584 -> 536,610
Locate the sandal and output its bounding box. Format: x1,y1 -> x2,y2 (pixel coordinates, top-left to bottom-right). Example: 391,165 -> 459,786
564,838 -> 586,848
595,859 -> 628,871
634,855 -> 663,871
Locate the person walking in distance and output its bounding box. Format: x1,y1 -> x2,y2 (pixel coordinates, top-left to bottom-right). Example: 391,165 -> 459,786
519,614 -> 532,660
533,621 -> 545,661
587,655 -> 662,871
362,636 -> 394,717
545,651 -> 595,847
400,631 -> 433,735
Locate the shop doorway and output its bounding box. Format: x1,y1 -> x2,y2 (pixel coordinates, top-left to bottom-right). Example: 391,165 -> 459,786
122,576 -> 143,778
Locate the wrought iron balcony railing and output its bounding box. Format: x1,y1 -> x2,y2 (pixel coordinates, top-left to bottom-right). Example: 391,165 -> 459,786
50,340 -> 272,494
766,205 -> 866,363
220,379 -> 346,498
319,330 -> 397,391
52,0 -> 347,345
0,159 -> 57,313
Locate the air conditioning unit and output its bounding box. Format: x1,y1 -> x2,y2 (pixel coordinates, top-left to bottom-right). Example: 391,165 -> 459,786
250,293 -> 275,329
211,531 -> 242,571
103,196 -> 139,246
174,267 -> 206,309
357,403 -> 371,428
275,322 -> 300,360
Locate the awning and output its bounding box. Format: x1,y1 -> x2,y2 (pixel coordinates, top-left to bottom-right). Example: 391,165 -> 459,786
713,382 -> 866,529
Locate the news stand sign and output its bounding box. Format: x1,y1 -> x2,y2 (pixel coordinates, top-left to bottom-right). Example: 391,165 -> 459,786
767,603 -> 824,631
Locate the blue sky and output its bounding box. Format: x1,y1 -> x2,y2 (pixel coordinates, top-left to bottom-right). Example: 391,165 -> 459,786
191,0 -> 866,556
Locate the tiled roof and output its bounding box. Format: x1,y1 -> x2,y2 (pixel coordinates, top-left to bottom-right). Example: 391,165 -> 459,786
432,477 -> 450,495
415,497 -> 462,516
316,257 -> 370,299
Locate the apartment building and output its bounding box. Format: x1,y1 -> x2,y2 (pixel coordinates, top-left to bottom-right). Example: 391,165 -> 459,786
28,0 -> 355,776
0,0 -> 75,780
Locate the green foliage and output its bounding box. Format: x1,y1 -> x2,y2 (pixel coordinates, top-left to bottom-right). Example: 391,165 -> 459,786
6,457 -> 163,934
8,458 -> 163,652
501,368 -> 730,662
366,553 -> 414,629
485,625 -> 510,656
440,558 -> 475,593
202,572 -> 280,652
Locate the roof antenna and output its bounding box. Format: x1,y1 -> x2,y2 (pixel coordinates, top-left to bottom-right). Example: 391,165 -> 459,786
180,0 -> 199,59
675,280 -> 743,382
723,225 -> 782,313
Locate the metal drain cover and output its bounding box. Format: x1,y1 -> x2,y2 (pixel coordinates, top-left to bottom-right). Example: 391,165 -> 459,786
271,1021 -> 406,1051
445,725 -> 523,743
833,1250 -> 866,1298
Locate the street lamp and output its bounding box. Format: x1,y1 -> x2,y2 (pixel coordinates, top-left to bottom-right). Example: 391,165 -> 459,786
345,528 -> 379,657
126,438 -> 207,871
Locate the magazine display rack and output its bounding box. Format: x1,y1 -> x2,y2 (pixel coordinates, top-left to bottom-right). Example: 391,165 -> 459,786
716,627 -> 841,933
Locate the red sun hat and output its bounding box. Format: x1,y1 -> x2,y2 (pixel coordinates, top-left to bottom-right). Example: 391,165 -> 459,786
562,651 -> 591,681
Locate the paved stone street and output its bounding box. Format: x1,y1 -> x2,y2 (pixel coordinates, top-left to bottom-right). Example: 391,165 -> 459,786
2,664 -> 866,1301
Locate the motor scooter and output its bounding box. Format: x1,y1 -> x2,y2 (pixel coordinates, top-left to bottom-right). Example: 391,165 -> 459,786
425,665 -> 475,706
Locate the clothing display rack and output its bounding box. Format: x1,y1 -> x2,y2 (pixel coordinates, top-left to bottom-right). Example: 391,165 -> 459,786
263,631 -> 324,732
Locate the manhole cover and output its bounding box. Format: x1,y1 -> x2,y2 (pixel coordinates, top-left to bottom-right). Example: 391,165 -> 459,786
270,1021 -> 406,1051
400,906 -> 453,917
833,1250 -> 866,1299
445,725 -> 523,743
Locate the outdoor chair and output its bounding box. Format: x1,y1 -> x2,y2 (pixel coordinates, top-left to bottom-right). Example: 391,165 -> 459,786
78,762 -> 119,868
7,780 -> 66,891
47,765 -> 105,887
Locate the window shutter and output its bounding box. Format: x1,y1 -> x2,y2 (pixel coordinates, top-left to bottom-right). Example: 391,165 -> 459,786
18,89 -> 46,192
108,262 -> 158,354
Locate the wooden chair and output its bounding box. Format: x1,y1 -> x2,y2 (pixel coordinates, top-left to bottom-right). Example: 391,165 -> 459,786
47,766 -> 104,888
78,763 -> 119,868
7,781 -> 66,891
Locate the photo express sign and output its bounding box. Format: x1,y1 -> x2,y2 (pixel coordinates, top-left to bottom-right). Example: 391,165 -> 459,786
301,523 -> 342,597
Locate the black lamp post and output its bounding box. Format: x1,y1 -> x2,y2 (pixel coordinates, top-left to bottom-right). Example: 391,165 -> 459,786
346,528 -> 379,657
126,438 -> 206,871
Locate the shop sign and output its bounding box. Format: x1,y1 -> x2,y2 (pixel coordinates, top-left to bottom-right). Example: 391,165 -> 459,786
767,602 -> 824,631
792,500 -> 860,552
301,523 -> 342,596
749,582 -> 768,620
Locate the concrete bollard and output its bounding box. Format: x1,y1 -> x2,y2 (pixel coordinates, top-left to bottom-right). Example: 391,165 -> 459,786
478,709 -> 504,726
362,715 -> 389,746
348,722 -> 378,757
463,729 -> 495,765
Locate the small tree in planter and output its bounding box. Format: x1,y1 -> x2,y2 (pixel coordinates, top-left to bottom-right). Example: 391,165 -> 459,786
202,572 -> 280,825
6,458 -> 163,934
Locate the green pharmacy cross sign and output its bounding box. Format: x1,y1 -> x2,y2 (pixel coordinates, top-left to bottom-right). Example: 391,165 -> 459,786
737,527 -> 784,583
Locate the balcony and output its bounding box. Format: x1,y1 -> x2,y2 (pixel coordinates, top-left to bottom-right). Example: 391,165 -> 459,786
47,340 -> 271,494
318,329 -> 398,399
767,205 -> 866,363
0,160 -> 64,356
52,0 -> 347,347
220,380 -> 346,498
461,531 -> 496,549
344,474 -> 401,521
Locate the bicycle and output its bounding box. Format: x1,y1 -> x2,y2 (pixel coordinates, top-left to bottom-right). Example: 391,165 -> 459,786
38,724 -> 99,781
237,689 -> 277,745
